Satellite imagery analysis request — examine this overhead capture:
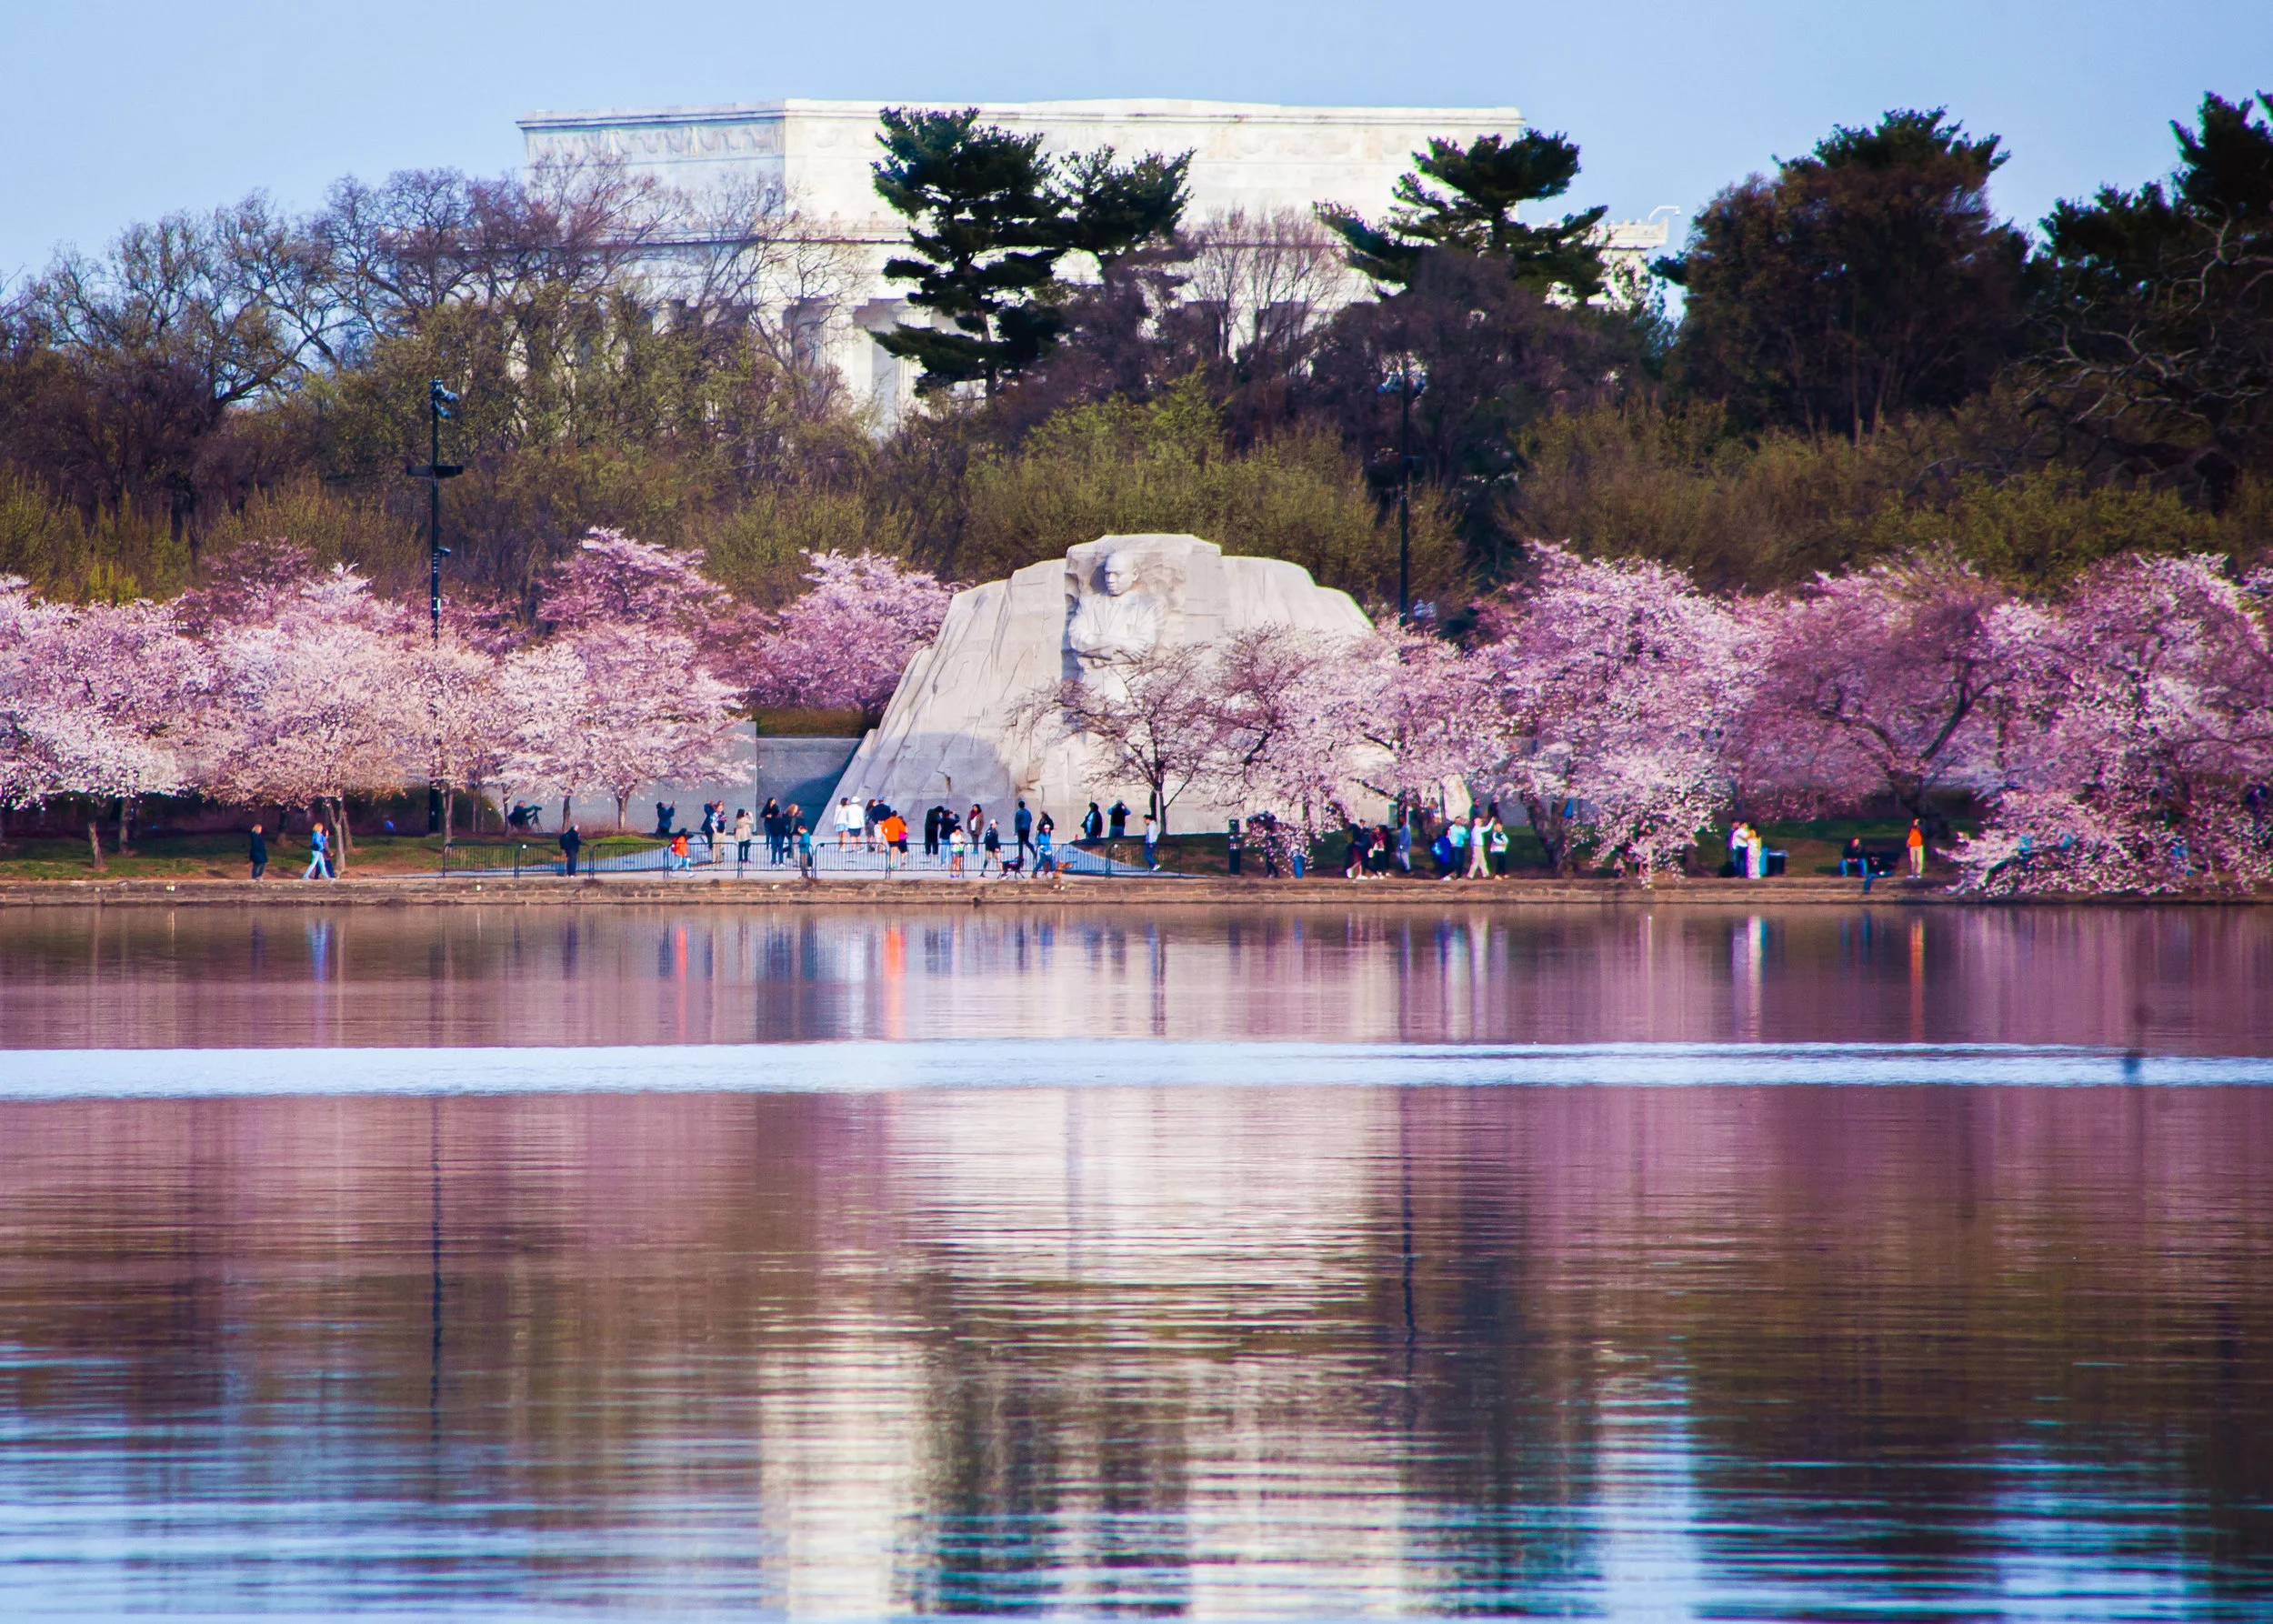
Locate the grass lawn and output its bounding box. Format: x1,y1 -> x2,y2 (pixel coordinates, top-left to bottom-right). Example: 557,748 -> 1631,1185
0,830 -> 663,881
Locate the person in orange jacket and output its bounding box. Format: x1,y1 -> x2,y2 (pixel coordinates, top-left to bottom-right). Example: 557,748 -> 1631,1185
1907,818 -> 1927,877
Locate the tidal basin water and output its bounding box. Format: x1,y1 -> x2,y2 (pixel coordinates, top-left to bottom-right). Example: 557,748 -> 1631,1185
0,903 -> 2268,1619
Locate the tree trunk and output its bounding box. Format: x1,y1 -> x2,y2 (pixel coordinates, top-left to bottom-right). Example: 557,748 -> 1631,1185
330,797 -> 351,873
115,795 -> 133,856
560,796 -> 572,832
85,817 -> 108,874
614,795 -> 627,833
441,787 -> 456,857
1520,795 -> 1571,877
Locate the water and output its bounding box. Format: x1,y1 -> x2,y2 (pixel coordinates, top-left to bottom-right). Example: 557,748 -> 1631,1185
0,903 -> 2268,1619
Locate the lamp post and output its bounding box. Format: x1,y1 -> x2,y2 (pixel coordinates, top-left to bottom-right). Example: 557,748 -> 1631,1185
406,379 -> 463,833
1377,356 -> 1427,618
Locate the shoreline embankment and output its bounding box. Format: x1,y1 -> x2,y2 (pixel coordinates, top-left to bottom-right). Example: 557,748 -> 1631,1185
0,876 -> 2258,909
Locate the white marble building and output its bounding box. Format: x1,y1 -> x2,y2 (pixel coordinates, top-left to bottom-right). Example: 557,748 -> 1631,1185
518,98 -> 1667,415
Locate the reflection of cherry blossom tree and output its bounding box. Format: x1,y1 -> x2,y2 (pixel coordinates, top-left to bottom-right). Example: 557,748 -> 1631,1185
730,551 -> 956,715
1475,546 -> 1744,877
1960,556 -> 2273,894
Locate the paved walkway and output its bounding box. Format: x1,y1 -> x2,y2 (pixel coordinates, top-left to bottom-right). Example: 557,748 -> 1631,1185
483,841 -> 1172,881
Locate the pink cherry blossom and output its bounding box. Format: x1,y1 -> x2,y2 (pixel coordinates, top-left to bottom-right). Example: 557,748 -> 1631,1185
729,551 -> 956,715
1473,544 -> 1745,877
1958,555 -> 2273,894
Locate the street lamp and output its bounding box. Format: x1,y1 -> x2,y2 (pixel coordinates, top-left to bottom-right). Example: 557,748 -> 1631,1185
405,379 -> 464,833
1377,356 -> 1427,618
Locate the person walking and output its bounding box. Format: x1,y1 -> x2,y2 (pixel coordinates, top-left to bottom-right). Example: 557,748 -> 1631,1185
733,807 -> 755,865
1108,799 -> 1129,839
1082,802 -> 1104,842
981,818 -> 1003,877
1013,799 -> 1035,865
1395,817 -> 1413,876
248,822 -> 268,881
558,822 -> 583,877
1467,813 -> 1491,878
1141,811 -> 1158,870
1907,818 -> 1927,877
1036,818 -> 1056,876
302,820 -> 332,880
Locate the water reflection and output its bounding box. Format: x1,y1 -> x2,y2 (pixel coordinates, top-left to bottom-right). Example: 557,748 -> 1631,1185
0,1082 -> 2266,1616
0,902 -> 2268,1054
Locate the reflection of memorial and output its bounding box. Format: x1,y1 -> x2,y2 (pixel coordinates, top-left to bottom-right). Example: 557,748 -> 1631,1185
832,534 -> 1373,828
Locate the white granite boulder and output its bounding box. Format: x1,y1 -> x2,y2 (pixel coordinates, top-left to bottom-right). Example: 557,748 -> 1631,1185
831,534 -> 1373,832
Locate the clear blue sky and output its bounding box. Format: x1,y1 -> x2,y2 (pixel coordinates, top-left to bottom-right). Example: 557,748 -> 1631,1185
5,0 -> 2267,279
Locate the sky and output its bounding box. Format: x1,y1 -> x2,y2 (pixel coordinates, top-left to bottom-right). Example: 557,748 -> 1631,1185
5,0 -> 2268,279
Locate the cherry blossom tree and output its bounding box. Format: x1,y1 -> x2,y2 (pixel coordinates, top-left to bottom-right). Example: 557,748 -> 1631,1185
1744,553 -> 2026,827
204,563 -> 420,866
730,550 -> 956,716
1960,556 -> 2273,894
1018,642 -> 1227,834
1474,546 -> 1745,877
0,580 -> 209,867
515,621 -> 739,832
1197,627 -> 1379,843
537,528 -> 728,638
414,635 -> 517,852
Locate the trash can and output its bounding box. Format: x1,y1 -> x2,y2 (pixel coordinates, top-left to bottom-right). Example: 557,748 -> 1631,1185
1765,849 -> 1787,877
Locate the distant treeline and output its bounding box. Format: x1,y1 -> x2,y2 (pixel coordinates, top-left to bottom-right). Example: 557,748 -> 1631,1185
1,94 -> 2268,612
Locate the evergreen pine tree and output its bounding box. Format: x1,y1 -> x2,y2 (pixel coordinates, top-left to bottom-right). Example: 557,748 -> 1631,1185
871,108 -> 1189,395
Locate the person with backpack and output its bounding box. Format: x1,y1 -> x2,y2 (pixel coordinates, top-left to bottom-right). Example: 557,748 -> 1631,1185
1108,800 -> 1129,839
1082,802 -> 1104,842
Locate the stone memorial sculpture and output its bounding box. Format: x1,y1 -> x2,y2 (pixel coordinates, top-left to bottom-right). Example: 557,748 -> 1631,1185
830,534 -> 1373,830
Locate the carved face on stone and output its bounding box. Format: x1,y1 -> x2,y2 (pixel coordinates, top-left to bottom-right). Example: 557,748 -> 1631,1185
1102,549 -> 1142,596
1068,544 -> 1177,667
